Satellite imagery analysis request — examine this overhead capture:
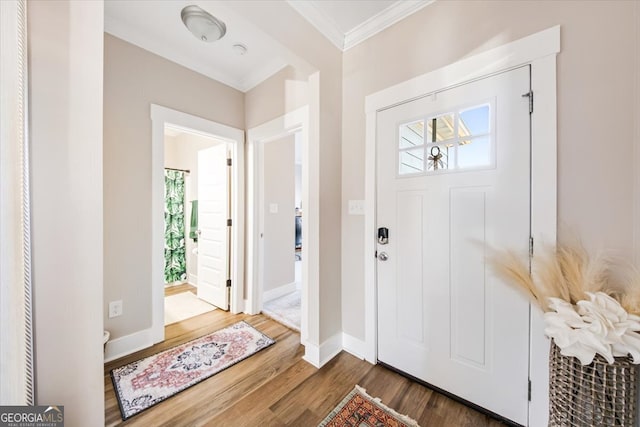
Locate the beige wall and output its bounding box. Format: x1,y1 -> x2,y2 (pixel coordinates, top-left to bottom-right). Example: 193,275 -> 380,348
245,65 -> 310,129
29,0 -> 105,423
104,34 -> 244,340
341,0 -> 640,339
164,132 -> 220,285
263,135 -> 296,293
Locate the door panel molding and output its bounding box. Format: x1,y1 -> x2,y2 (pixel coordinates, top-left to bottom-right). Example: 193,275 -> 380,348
376,67 -> 531,423
363,26 -> 559,426
197,144 -> 231,310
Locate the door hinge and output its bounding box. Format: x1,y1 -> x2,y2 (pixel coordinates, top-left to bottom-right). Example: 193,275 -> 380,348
375,250 -> 378,259
529,236 -> 534,257
227,158 -> 232,166
522,90 -> 533,114
227,218 -> 232,227
528,379 -> 532,401
226,279 -> 232,288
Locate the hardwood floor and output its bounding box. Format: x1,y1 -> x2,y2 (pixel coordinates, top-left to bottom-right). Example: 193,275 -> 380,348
164,283 -> 197,297
104,310 -> 506,426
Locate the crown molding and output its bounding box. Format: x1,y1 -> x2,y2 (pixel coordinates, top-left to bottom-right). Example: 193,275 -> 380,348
288,0 -> 434,52
286,0 -> 345,50
344,0 -> 435,51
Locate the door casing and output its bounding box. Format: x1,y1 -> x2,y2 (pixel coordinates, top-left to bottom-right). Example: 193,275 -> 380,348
362,26 -> 560,426
246,105 -> 319,365
150,104 -> 245,342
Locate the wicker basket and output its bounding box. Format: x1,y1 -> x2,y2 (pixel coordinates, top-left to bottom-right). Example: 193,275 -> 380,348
549,341 -> 638,426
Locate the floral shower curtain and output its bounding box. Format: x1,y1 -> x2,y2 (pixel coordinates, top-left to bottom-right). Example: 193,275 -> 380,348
164,169 -> 187,283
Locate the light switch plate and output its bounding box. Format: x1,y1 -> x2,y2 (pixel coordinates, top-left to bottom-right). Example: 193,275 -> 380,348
348,200 -> 365,215
269,203 -> 279,214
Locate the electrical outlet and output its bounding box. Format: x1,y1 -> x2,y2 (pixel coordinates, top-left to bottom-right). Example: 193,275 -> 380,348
109,300 -> 123,318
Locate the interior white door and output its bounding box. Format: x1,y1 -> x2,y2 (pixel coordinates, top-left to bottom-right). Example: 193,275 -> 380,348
197,144 -> 230,310
376,66 -> 531,424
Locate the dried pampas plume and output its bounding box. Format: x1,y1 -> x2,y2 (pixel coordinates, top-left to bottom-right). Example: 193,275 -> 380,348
490,249 -> 549,310
490,243 -> 640,315
616,264 -> 640,315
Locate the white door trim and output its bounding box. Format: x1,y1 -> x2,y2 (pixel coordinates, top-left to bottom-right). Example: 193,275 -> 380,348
246,106 -> 316,353
150,104 -> 245,343
363,26 -> 560,426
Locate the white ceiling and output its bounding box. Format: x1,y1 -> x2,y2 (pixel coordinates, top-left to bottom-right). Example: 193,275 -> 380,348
104,0 -> 433,93
104,0 -> 293,92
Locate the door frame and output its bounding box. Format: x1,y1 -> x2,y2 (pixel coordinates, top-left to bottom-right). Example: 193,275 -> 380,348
150,104 -> 245,343
363,26 -> 560,426
246,106 -> 314,352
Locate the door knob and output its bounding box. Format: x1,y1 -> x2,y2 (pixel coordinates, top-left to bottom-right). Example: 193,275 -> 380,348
378,252 -> 389,261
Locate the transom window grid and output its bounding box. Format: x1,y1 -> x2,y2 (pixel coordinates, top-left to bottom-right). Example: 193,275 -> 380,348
397,101 -> 494,176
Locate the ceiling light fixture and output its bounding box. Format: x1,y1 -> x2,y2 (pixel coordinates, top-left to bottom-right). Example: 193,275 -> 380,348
181,5 -> 226,43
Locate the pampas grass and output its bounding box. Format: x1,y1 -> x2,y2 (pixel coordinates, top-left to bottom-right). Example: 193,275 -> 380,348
491,243 -> 640,314
617,265 -> 640,315
492,249 -> 549,309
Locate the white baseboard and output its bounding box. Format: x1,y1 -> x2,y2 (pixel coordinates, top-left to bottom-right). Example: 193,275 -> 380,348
104,328 -> 154,363
342,333 -> 367,360
188,273 -> 197,286
263,281 -> 297,303
302,332 -> 343,368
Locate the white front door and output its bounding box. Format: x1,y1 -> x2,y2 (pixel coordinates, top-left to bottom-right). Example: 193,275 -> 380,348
376,66 -> 531,424
197,144 -> 230,310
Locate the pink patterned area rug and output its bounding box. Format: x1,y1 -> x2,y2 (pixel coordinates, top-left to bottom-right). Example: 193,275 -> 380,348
111,321 -> 275,420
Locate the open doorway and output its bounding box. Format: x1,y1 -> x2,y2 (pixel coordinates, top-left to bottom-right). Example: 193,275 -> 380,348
246,105 -> 316,356
260,132 -> 302,331
150,105 -> 245,344
163,126 -> 230,326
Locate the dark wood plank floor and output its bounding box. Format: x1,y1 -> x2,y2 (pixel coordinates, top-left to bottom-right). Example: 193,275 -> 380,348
104,308 -> 506,426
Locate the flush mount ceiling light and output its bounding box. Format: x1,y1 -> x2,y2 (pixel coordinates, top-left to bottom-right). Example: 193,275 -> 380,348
181,5 -> 226,43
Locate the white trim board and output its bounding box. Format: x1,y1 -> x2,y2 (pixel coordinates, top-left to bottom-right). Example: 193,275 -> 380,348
344,1 -> 435,51
246,105 -> 318,362
363,25 -> 559,427
150,104 -> 245,345
302,332 -> 342,368
263,282 -> 297,303
286,0 -> 343,51
287,0 -> 434,52
104,328 -> 153,363
303,333 -> 367,368
342,333 -> 367,361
